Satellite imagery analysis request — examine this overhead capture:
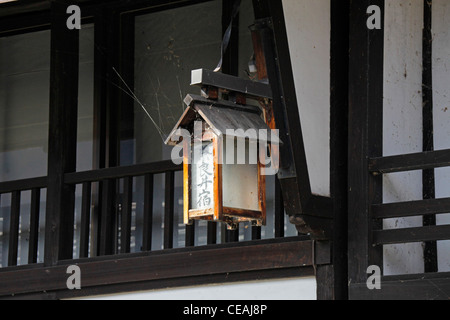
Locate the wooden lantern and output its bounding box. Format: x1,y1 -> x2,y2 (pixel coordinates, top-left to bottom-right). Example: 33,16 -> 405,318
166,94 -> 279,230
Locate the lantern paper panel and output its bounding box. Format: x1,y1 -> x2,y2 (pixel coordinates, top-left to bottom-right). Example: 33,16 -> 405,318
191,141 -> 215,211
222,137 -> 260,212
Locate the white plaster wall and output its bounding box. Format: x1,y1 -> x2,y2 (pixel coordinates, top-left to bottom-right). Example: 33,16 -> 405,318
383,0 -> 450,275
383,0 -> 424,276
282,0 -> 331,197
79,277 -> 317,300
432,0 -> 450,272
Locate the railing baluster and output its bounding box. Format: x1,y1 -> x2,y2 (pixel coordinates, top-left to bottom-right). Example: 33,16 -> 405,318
0,194 -> 3,266
8,191 -> 21,267
99,179 -> 116,256
185,223 -> 195,248
274,177 -> 285,238
79,182 -> 91,258
142,174 -> 153,251
207,222 -> 217,245
121,177 -> 133,254
252,224 -> 261,240
164,171 -> 174,250
28,188 -> 41,264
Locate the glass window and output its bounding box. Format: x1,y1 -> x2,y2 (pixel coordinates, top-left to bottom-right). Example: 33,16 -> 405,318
73,24 -> 95,259
0,30 -> 51,182
77,23 -> 95,173
0,29 -> 51,267
133,0 -> 223,165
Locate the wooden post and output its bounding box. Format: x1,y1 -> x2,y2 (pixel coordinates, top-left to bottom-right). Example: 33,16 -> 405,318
348,0 -> 384,290
422,0 -> 438,273
44,0 -> 79,266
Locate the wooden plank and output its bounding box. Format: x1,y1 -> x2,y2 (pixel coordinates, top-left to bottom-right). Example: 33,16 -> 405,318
0,177 -> 47,194
0,11 -> 50,37
142,174 -> 154,252
120,177 -> 133,254
183,140 -> 190,225
8,191 -> 21,267
349,272 -> 450,300
422,0 -> 438,273
65,160 -> 181,184
348,0 -> 384,284
185,224 -> 195,248
258,152 -> 267,226
0,239 -> 329,297
79,182 -> 91,259
164,172 -> 175,250
1,194 -> 7,267
44,0 -> 79,266
191,69 -> 273,99
369,149 -> 450,174
252,225 -> 262,241
373,225 -> 450,245
372,197 -> 450,219
99,179 -> 116,256
328,0 -> 350,300
0,1 -> 50,18
207,222 -> 217,245
28,189 -> 41,264
213,136 -> 223,223
51,267 -> 313,301
274,177 -> 284,238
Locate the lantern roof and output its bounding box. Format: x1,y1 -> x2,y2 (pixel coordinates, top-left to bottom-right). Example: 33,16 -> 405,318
165,94 -> 281,146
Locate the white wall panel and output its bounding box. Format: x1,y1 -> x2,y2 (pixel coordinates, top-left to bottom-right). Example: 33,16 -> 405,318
383,0 -> 424,276
282,0 -> 331,197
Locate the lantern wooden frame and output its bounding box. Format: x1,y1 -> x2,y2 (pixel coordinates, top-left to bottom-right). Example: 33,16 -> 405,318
166,94 -> 276,230
183,132 -> 266,230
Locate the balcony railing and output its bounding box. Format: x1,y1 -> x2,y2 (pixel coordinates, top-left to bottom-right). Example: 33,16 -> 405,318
0,161 -> 329,298
0,161 -> 317,262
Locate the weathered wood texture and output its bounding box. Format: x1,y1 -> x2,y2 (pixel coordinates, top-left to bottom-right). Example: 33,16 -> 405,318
44,0 -> 79,266
0,238 -> 330,298
348,0 -> 384,284
350,272 -> 450,300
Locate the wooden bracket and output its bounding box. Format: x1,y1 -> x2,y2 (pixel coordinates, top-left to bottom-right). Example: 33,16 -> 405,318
251,3 -> 332,239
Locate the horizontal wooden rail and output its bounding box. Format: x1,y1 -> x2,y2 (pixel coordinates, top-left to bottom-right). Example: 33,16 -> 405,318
372,197 -> 450,219
369,149 -> 450,174
0,177 -> 47,194
373,225 -> 450,245
0,238 -> 330,297
64,160 -> 182,184
349,271 -> 450,300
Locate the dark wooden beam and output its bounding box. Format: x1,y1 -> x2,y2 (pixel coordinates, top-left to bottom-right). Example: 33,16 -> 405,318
349,272 -> 450,300
0,238 -> 330,297
142,174 -> 154,252
0,177 -> 47,194
79,182 -> 92,258
98,179 -> 116,256
422,0 -> 438,273
373,225 -> 450,246
252,0 -> 337,240
373,197 -> 450,219
164,172 -> 175,250
44,0 -> 79,266
8,191 -> 21,267
328,0 -> 350,300
65,161 -> 181,184
120,177 -> 133,254
28,189 -> 41,264
348,0 -> 384,285
369,149 -> 450,174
